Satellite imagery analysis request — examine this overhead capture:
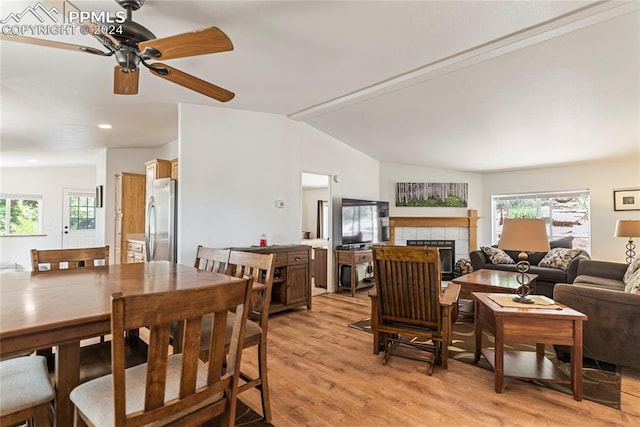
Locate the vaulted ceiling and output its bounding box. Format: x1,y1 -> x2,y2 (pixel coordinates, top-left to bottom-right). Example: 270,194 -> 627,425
1,0 -> 638,172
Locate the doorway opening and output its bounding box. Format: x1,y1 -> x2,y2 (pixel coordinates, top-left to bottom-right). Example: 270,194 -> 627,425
301,172 -> 331,296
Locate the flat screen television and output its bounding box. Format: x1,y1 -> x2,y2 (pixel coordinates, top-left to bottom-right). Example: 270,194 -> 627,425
340,198 -> 390,246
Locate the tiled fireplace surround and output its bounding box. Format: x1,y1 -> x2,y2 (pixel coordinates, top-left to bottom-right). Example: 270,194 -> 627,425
388,210 -> 479,268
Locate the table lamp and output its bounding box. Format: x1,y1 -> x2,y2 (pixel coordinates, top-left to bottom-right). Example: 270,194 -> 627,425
498,218 -> 550,304
614,219 -> 640,264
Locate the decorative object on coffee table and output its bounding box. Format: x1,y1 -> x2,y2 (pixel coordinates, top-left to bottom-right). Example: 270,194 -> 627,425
614,219 -> 640,263
498,218 -> 550,304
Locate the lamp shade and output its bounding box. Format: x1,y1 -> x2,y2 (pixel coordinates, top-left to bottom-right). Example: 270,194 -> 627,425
498,218 -> 550,252
614,219 -> 640,238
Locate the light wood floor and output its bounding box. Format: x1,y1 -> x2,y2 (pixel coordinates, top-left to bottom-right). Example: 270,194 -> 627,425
236,291 -> 640,426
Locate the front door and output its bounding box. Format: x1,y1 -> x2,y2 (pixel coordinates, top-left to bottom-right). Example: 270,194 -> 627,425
62,189 -> 97,248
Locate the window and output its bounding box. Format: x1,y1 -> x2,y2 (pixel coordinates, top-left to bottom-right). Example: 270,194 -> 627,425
492,190 -> 590,252
68,194 -> 96,230
0,194 -> 43,235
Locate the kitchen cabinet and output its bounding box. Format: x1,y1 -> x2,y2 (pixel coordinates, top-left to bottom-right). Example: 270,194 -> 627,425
145,159 -> 172,199
114,173 -> 145,264
233,245 -> 312,314
170,158 -> 179,180
126,236 -> 145,263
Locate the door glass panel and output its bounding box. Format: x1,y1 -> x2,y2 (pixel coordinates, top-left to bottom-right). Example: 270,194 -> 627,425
69,195 -> 96,230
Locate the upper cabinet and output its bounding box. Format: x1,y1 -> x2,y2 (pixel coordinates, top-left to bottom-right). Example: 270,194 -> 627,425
145,159 -> 173,198
170,158 -> 179,180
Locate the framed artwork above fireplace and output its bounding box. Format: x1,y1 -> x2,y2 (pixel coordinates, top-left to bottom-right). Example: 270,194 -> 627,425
395,182 -> 468,207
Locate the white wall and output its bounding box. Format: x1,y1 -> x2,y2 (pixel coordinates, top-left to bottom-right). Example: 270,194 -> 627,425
0,165 -> 96,269
156,139 -> 178,160
178,103 -> 379,291
302,188 -> 329,238
482,155 -> 640,262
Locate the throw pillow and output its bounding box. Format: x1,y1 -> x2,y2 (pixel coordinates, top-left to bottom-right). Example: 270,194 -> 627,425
538,248 -> 581,271
624,268 -> 640,294
549,236 -> 574,249
481,246 -> 515,264
623,257 -> 640,284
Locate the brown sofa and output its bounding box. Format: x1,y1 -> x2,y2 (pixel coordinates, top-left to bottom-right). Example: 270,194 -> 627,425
553,259 -> 640,371
469,237 -> 590,298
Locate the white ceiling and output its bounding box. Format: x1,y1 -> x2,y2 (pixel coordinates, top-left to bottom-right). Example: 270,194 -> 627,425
1,0 -> 638,172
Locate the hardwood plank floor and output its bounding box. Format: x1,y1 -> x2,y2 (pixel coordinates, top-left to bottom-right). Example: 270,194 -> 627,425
236,291 -> 640,426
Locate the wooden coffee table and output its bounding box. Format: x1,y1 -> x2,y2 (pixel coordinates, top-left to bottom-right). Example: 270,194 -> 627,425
472,292 -> 587,400
451,269 -> 538,301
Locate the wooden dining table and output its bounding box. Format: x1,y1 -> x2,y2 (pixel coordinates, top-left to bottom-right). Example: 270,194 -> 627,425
0,261 -> 245,426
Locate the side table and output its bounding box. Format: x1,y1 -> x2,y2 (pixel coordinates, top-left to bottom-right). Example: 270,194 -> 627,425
472,292 -> 587,400
334,249 -> 373,296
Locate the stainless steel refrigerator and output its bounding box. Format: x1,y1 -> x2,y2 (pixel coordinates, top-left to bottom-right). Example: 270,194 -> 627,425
145,178 -> 177,262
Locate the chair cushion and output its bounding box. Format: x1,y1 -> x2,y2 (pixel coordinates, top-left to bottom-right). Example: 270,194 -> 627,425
573,275 -> 625,291
200,312 -> 262,350
0,356 -> 55,416
70,354 -> 221,426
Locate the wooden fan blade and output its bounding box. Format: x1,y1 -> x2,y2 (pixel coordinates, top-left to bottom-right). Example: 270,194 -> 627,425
147,63 -> 234,102
139,27 -> 233,60
44,0 -> 120,48
0,33 -> 110,55
114,67 -> 139,95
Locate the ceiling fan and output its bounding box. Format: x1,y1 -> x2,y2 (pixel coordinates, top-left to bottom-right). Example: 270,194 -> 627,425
0,0 -> 235,102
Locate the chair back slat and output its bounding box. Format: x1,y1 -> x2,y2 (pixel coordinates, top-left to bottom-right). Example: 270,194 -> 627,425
226,251 -> 275,324
194,246 -> 230,273
31,246 -> 109,272
373,246 -> 442,330
110,276 -> 252,426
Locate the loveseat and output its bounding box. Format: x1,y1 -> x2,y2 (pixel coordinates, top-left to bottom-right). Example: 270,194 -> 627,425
469,237 -> 590,298
553,259 -> 640,371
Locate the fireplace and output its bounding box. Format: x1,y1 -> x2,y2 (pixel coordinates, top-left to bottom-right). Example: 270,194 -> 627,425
406,239 -> 455,280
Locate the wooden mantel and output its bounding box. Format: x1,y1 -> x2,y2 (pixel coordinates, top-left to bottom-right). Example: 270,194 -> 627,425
389,209 -> 479,251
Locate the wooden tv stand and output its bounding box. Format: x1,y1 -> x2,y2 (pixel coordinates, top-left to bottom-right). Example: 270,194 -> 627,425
334,248 -> 374,297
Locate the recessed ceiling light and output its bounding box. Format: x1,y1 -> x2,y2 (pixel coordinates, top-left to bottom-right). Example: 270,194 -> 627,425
27,159 -> 38,163
98,123 -> 112,129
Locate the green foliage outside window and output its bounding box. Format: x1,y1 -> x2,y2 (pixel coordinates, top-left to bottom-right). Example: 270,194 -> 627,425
0,197 -> 41,235
0,199 -> 6,234
69,196 -> 96,230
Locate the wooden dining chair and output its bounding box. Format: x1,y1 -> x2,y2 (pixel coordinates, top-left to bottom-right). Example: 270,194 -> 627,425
194,245 -> 230,273
70,276 -> 253,426
31,246 -> 109,272
0,355 -> 55,427
194,250 -> 276,423
30,246 -> 148,383
371,245 -> 460,375
31,246 -> 111,341
170,246 -> 232,352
